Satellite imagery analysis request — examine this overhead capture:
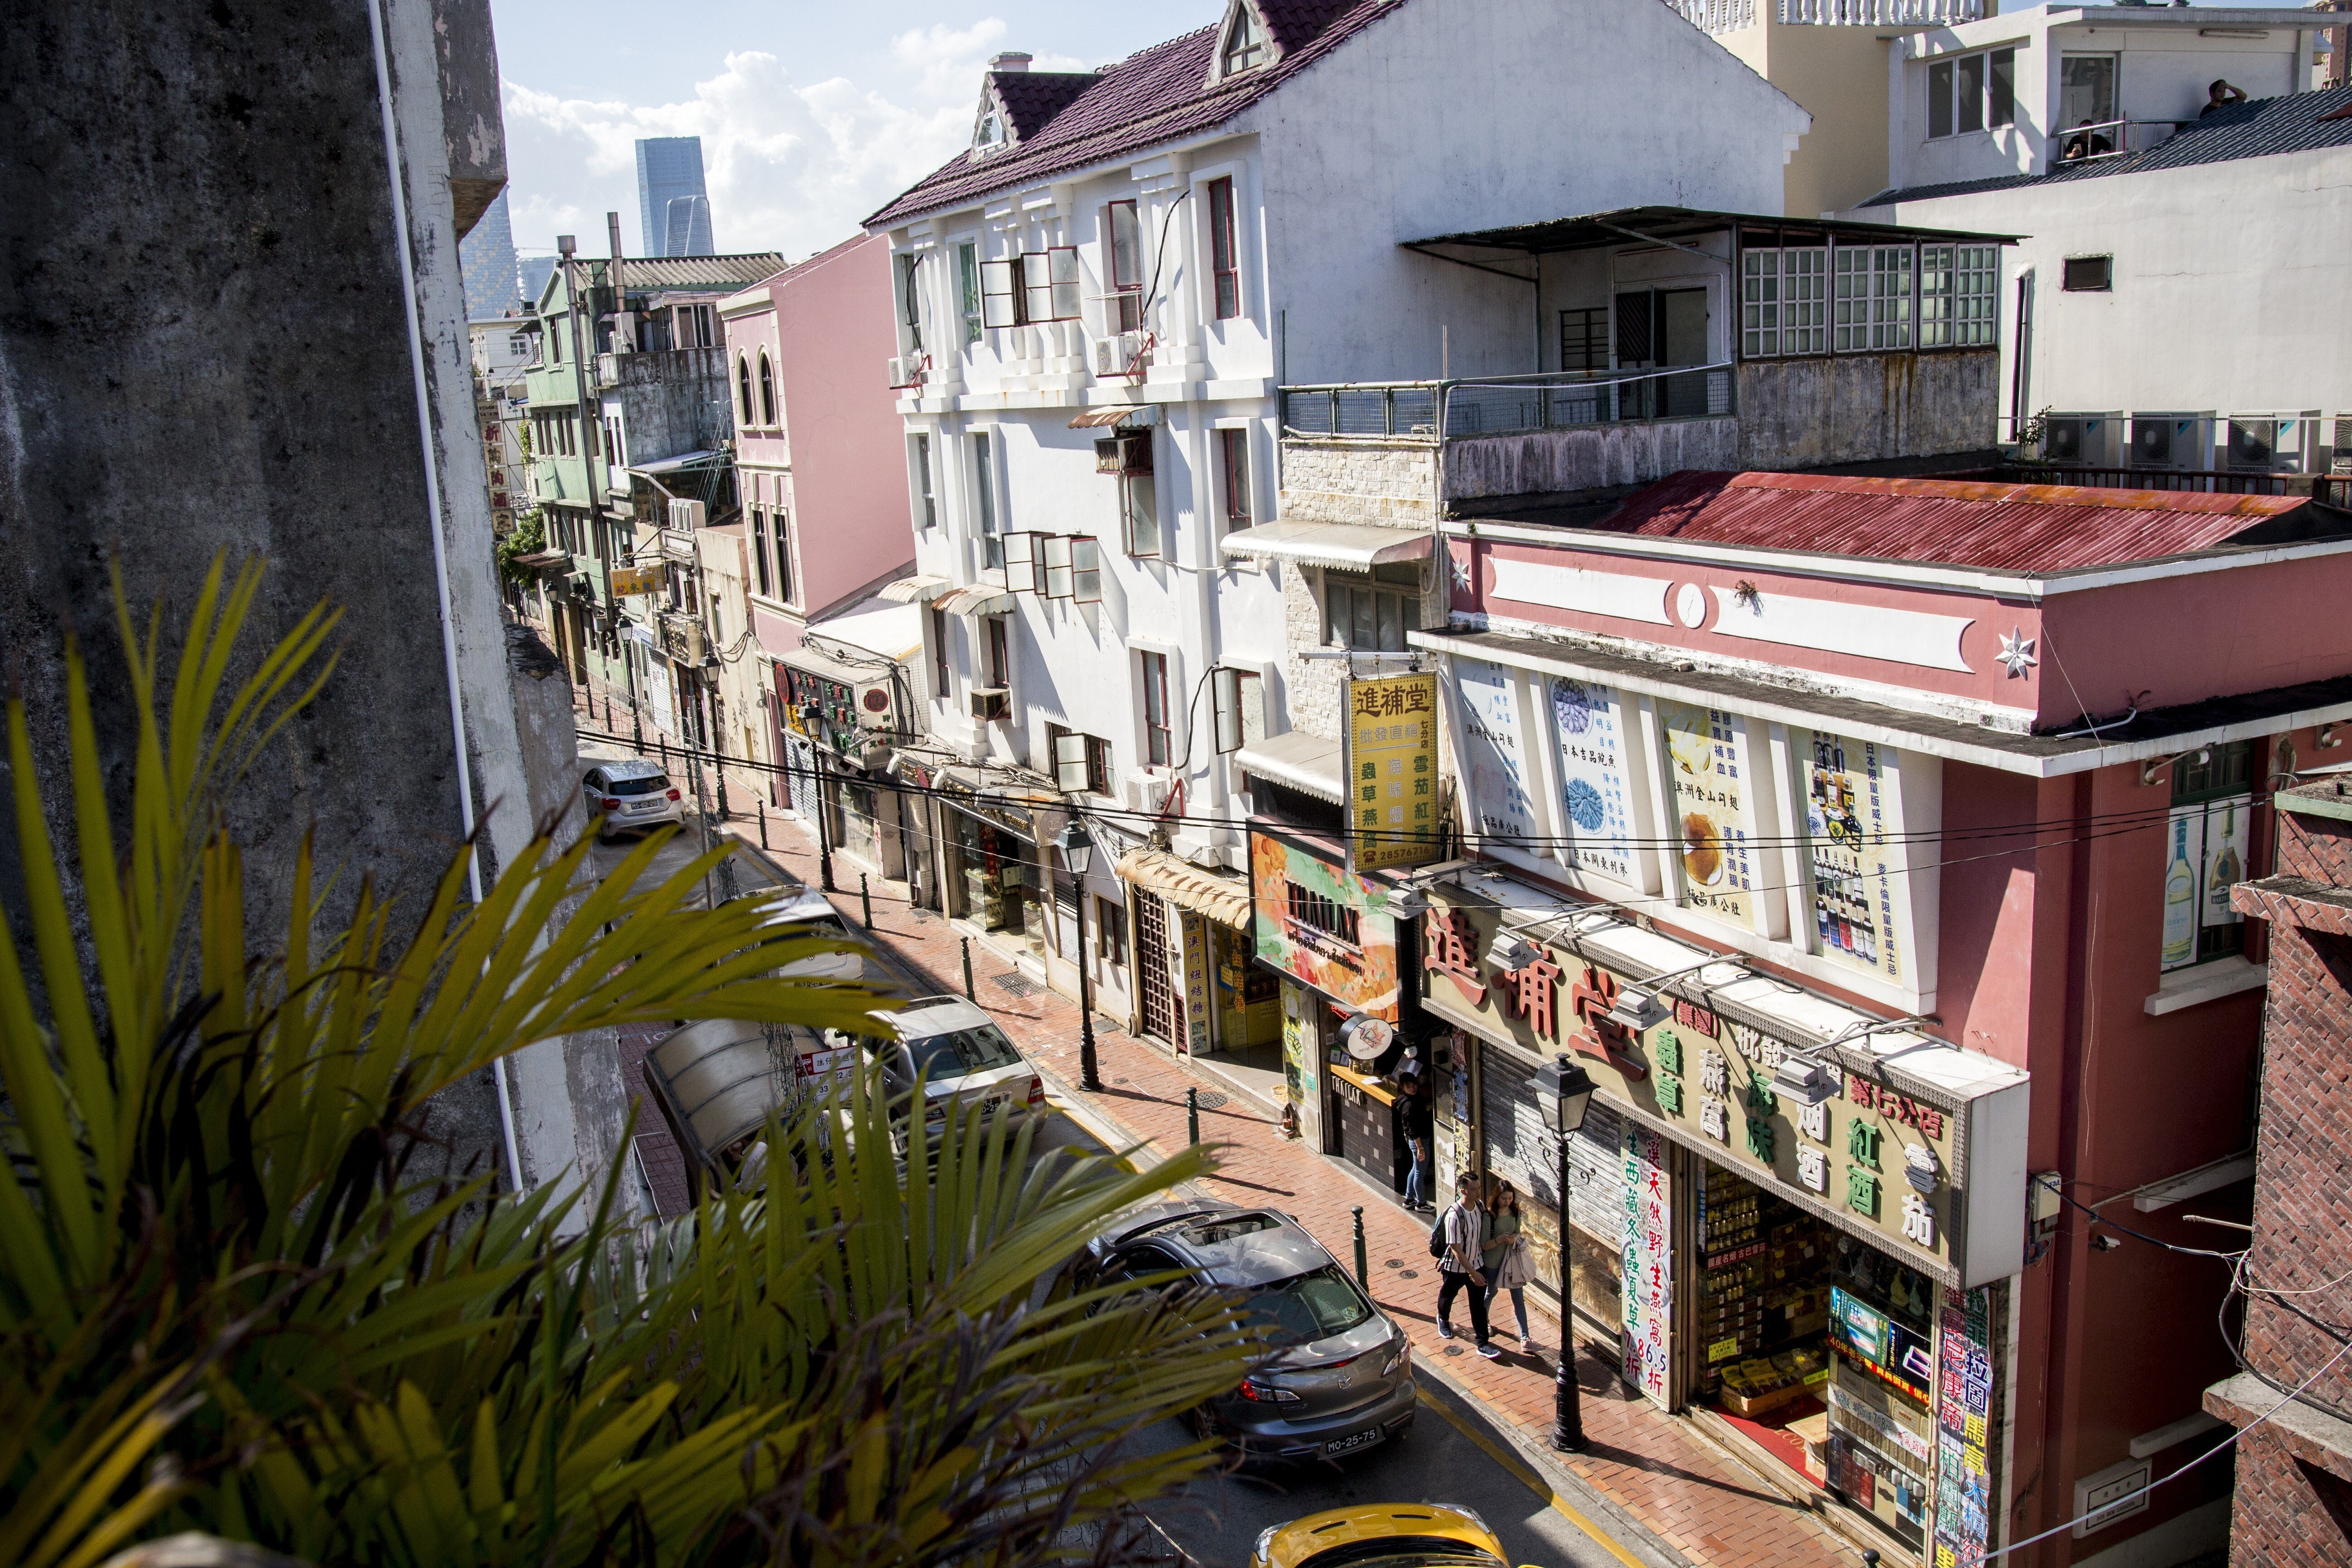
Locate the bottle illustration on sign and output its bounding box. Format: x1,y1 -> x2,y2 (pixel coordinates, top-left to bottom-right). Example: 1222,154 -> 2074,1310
2162,817 -> 2198,965
2207,800 -> 2242,922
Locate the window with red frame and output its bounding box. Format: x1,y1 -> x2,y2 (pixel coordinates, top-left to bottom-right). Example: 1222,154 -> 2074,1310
1207,177 -> 1240,319
1106,201 -> 1144,333
1141,650 -> 1171,767
1217,428 -> 1251,530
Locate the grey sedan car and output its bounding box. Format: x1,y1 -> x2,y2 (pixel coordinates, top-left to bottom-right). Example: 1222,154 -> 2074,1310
582,758 -> 683,837
1074,1203 -> 1416,1463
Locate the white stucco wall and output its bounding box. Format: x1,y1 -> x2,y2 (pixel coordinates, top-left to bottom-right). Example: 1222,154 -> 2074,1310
1857,144 -> 2352,435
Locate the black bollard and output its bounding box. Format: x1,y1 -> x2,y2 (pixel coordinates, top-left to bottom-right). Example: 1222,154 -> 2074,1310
1353,1206 -> 1368,1288
961,937 -> 975,1001
860,873 -> 872,929
758,802 -> 769,850
1187,1086 -> 1200,1147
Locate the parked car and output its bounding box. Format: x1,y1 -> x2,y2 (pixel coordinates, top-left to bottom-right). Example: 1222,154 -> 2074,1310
735,886 -> 868,982
1073,1202 -> 1416,1463
581,759 -> 683,837
845,995 -> 1045,1142
1249,1504 -> 1510,1568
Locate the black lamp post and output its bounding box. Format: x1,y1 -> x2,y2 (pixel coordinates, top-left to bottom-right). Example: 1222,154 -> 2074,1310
1054,814 -> 1102,1092
1534,1052 -> 1599,1454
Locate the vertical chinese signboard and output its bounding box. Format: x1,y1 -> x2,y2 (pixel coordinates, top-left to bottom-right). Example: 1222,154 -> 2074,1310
1343,671 -> 1441,874
1456,659 -> 1540,845
1621,1122 -> 1673,1410
1799,730 -> 1914,986
1548,676 -> 1638,883
1659,701 -> 1758,925
1933,1283 -> 2004,1568
1177,911 -> 1212,1056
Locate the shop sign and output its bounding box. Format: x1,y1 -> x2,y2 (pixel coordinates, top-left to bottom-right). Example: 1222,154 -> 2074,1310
1659,701 -> 1759,926
1250,831 -> 1401,1021
1177,911 -> 1212,1055
1621,1123 -> 1672,1409
1419,893 -> 2024,1285
1456,658 -> 1541,844
610,563 -> 662,596
1546,676 -> 1639,883
1831,1286 -> 1934,1402
1933,1284 -> 2003,1568
1343,672 -> 1441,874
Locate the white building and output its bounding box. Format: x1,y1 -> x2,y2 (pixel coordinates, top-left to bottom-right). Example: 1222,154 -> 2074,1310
1836,9 -> 2352,469
469,315 -> 534,536
864,0 -> 1809,1044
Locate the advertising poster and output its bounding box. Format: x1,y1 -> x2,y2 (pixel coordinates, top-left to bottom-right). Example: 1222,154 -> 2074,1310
1800,731 -> 1911,985
1621,1123 -> 1674,1410
1932,1284 -> 2001,1568
1457,659 -> 1540,847
1548,676 -> 1638,884
1251,832 -> 1401,1019
2161,795 -> 2248,972
1659,702 -> 1758,926
1344,671 -> 1442,872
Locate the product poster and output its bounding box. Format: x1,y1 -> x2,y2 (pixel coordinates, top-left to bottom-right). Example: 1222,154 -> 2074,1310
2160,794 -> 2250,972
1177,911 -> 1212,1055
1800,730 -> 1911,985
1456,659 -> 1541,848
2201,796 -> 2249,935
1344,672 -> 1442,872
1621,1123 -> 1674,1410
1660,701 -> 1758,926
1548,677 -> 1638,884
1932,1284 -> 2002,1568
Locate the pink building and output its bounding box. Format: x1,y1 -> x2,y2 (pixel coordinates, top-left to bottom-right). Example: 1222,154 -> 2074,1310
719,233 -> 919,821
1412,471 -> 2352,1568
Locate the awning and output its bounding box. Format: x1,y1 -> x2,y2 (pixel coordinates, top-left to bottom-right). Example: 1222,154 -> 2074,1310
644,1018 -> 792,1164
878,574 -> 951,604
780,644 -> 885,689
936,584 -> 1019,617
511,549 -> 571,570
1116,848 -> 1253,931
1220,521 -> 1433,572
1235,730 -> 1344,804
1069,404 -> 1158,429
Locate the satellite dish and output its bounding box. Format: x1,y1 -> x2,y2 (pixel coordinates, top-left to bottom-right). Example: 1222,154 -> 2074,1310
1339,1013 -> 1395,1061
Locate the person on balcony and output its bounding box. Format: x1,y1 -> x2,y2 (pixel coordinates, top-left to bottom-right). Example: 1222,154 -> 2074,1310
2060,118 -> 2114,161
2200,78 -> 2249,117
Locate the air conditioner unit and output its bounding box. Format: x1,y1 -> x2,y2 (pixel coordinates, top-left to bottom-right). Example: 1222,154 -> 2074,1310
969,687 -> 1010,722
2040,412 -> 2120,466
2225,412 -> 2318,473
666,498 -> 706,531
2127,412 -> 2214,472
853,678 -> 897,730
887,353 -> 929,390
1090,332 -> 1147,378
1093,431 -> 1154,476
1124,770 -> 1172,814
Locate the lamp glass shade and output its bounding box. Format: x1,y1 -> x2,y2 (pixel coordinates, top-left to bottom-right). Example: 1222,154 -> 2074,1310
1054,818 -> 1095,877
1534,1055 -> 1598,1134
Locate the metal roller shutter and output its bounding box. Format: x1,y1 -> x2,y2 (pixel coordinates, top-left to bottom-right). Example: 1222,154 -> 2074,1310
1480,1047 -> 1626,1244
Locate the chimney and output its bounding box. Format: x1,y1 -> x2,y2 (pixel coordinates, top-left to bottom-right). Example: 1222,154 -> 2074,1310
607,211 -> 624,261
989,51 -> 1032,73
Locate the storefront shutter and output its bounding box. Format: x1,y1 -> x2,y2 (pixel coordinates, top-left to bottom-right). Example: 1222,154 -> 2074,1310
1480,1047 -> 1626,1244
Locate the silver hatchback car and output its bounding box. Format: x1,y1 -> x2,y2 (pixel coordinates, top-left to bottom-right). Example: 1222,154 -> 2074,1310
583,759 -> 683,837
1074,1203 -> 1415,1464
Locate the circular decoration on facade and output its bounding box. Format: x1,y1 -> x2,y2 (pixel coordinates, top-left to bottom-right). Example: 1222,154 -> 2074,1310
1565,777 -> 1607,832
1340,1012 -> 1395,1060
1673,582 -> 1710,630
861,685 -> 892,714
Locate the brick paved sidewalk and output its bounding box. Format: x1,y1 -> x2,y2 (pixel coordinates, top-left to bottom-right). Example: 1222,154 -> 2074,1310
708,805 -> 1863,1568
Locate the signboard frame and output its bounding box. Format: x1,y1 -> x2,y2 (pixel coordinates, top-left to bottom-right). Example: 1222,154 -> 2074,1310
1341,670 -> 1442,876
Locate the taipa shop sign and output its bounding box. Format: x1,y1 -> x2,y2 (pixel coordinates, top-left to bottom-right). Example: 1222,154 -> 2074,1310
1419,894 -> 2027,1286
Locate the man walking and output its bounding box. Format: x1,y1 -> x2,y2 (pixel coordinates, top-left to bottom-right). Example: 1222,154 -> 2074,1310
1435,1174 -> 1499,1358
1400,1073 -> 1435,1211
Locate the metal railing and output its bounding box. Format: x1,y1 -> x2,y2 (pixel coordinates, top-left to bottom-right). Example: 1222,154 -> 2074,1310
2050,118 -> 2181,168
1957,465 -> 2351,507
1665,0 -> 1982,30
1280,362 -> 1737,442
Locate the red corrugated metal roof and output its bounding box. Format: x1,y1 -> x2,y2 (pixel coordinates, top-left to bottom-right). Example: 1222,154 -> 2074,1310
1595,471 -> 2308,574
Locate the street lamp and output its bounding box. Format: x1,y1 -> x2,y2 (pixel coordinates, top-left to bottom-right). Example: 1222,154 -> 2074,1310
1054,814 -> 1102,1092
1534,1052 -> 1598,1454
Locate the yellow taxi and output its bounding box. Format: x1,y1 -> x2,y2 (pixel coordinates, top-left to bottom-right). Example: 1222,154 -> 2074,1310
1249,1503 -> 1520,1568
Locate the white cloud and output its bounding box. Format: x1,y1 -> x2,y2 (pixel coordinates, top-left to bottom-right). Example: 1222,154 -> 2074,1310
501,22 -> 1088,262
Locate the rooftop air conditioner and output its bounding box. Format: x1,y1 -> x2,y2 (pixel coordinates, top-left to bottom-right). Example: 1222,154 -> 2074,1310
853,678 -> 897,730
2225,412 -> 2318,473
2040,412 -> 2120,467
1091,332 -> 1147,378
2127,412 -> 2214,472
667,498 -> 706,531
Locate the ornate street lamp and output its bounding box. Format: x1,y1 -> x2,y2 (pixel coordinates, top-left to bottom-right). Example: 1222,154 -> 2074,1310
1534,1052 -> 1598,1454
1054,815 -> 1102,1092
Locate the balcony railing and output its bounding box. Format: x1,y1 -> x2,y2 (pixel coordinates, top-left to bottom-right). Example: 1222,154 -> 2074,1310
1957,464 -> 2350,507
1665,0 -> 1982,31
1281,363 -> 1737,442
2049,118 -> 2181,169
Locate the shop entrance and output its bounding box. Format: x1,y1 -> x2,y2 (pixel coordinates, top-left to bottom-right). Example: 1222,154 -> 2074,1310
1696,1160 -> 1938,1556
1135,892 -> 1180,1047
944,806 -> 1043,965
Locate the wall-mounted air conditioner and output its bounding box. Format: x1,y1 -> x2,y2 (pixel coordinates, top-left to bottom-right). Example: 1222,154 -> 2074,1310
2040,412 -> 2121,467
887,354 -> 929,390
1124,770 -> 1173,814
2127,412 -> 2214,472
1093,432 -> 1154,476
2225,412 -> 2320,473
1090,332 -> 1147,378
667,498 -> 706,531
969,687 -> 1010,722
853,678 -> 897,730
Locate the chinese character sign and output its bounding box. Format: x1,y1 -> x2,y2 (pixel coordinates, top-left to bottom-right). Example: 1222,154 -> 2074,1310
1659,701 -> 1758,926
1456,659 -> 1540,847
1799,730 -> 1913,986
1933,1284 -> 2001,1568
1620,1123 -> 1673,1410
1344,672 -> 1442,872
1548,676 -> 1637,884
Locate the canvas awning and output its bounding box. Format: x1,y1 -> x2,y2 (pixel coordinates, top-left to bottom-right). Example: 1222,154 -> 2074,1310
877,574 -> 951,603
643,1018 -> 792,1165
1069,405 -> 1158,429
1115,848 -> 1253,931
935,584 -> 1019,617
510,549 -> 571,570
779,644 -> 881,689
1220,522 -> 1433,573
1235,730 -> 1344,804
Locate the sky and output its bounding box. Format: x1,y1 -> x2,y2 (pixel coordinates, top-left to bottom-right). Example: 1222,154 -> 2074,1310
492,0 -> 1225,264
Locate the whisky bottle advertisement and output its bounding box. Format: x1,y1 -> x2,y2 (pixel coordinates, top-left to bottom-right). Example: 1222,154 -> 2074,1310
2203,797 -> 2246,929
2161,809 -> 2199,970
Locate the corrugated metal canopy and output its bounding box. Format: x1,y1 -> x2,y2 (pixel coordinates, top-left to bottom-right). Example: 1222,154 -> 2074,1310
1235,730 -> 1344,804
1590,471 -> 2318,576
1220,521 -> 1433,572
1405,205 -> 2017,257
878,574 -> 951,603
1068,405 -> 1158,429
936,585 -> 1019,616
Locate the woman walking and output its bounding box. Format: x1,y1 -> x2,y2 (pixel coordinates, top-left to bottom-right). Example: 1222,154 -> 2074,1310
1483,1178 -> 1535,1354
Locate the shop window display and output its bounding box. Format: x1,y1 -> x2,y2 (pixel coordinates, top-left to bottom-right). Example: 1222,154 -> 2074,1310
945,810 -> 1044,962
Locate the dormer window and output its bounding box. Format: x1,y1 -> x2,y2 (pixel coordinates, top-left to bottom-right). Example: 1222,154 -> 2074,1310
975,110 -> 1005,151
1220,6 -> 1267,75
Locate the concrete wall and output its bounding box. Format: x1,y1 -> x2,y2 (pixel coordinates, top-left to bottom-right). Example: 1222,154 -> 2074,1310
608,346 -> 731,464
1717,17 -> 1901,215
1734,347 -> 1999,467
1444,419 -> 1743,506
1279,437 -> 1441,525
1860,150 -> 2352,435
0,0 -> 531,1177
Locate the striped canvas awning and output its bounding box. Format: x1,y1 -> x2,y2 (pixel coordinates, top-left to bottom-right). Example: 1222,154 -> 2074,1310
877,573 -> 951,604
1114,848 -> 1253,931
935,584 -> 1019,617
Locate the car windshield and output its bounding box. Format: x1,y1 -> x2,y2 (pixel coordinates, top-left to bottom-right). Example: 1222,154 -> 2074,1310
1299,1543 -> 1506,1568
1240,1265 -> 1375,1348
606,773 -> 671,797
904,1025 -> 1022,1079
774,912 -> 851,941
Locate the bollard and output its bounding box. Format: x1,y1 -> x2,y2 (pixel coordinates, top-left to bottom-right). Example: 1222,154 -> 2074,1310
961,937 -> 975,1001
758,802 -> 769,849
1187,1086 -> 1200,1147
657,735 -> 668,769
860,872 -> 872,928
716,767 -> 730,820
1353,1206 -> 1368,1289
1863,1554 -> 1881,1568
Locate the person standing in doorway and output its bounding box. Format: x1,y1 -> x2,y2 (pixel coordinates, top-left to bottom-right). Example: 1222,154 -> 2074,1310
1436,1175 -> 1498,1358
1482,1178 -> 1535,1355
1400,1073 -> 1436,1212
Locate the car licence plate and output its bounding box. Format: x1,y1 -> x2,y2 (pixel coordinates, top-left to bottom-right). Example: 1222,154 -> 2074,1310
1322,1426 -> 1383,1457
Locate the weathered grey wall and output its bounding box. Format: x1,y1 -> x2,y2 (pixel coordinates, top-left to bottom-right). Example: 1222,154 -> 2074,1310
613,347 -> 733,465
1734,349 -> 1999,470
0,0 -> 519,1176
1441,419 -> 1743,508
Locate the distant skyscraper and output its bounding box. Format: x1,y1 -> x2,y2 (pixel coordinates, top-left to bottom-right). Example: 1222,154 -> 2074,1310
635,137 -> 715,256
458,189 -> 522,318
518,254 -> 558,310
663,194 -> 714,259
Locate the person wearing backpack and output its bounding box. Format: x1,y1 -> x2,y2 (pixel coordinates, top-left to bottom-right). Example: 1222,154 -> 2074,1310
1432,1174 -> 1498,1357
